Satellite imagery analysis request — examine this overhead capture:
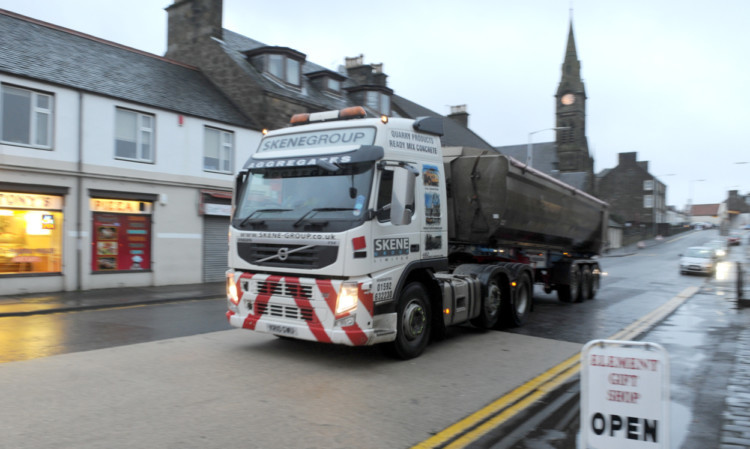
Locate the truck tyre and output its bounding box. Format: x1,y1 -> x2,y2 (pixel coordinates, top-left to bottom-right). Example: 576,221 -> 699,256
470,276 -> 502,329
383,282 -> 431,360
588,264 -> 600,299
580,265 -> 592,300
503,272 -> 532,327
557,264 -> 581,303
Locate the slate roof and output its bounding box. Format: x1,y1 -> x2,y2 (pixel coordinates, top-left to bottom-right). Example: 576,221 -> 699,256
0,10 -> 254,128
495,142 -> 557,172
391,95 -> 496,151
494,141 -> 591,191
221,30 -> 351,112
219,30 -> 497,150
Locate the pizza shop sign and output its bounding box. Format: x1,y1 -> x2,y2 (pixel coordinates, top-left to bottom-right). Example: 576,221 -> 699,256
581,340 -> 670,448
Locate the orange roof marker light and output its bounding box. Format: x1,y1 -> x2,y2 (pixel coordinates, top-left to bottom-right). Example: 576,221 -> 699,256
289,106 -> 367,126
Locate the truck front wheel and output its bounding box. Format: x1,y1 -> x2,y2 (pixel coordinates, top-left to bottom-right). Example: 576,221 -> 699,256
384,282 -> 431,360
470,277 -> 502,329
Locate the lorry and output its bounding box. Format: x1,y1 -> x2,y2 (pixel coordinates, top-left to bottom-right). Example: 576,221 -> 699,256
225,106 -> 608,359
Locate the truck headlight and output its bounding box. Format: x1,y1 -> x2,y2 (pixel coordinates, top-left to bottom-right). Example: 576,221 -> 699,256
336,282 -> 359,315
227,274 -> 240,305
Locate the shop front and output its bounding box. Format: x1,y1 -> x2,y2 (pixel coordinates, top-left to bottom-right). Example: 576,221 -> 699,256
89,191 -> 155,273
0,189 -> 66,277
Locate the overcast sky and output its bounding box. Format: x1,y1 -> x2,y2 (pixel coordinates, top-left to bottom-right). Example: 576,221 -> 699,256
2,0 -> 748,209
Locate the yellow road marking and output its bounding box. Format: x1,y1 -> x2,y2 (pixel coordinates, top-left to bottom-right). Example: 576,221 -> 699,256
410,285 -> 699,449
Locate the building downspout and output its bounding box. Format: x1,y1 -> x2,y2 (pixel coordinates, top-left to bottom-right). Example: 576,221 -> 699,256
76,90 -> 83,291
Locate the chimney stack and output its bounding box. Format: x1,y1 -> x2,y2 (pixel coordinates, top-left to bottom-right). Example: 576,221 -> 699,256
165,0 -> 223,62
448,105 -> 469,128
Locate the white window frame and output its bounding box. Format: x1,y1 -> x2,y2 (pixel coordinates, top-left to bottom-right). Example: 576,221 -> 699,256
1,84 -> 54,149
643,180 -> 654,191
115,108 -> 155,163
203,126 -> 234,174
644,194 -> 654,208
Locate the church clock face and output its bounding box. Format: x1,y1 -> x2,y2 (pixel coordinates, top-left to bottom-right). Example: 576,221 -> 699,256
561,93 -> 576,105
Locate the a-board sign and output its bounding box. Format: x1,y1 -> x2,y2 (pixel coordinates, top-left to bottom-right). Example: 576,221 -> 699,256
581,340 -> 670,448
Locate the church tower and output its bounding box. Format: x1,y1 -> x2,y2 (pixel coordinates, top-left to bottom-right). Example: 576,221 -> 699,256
555,21 -> 593,178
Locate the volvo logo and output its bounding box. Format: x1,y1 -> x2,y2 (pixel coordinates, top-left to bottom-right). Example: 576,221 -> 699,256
255,244 -> 316,265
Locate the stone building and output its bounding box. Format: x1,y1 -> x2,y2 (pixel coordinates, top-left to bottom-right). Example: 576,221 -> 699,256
596,152 -> 669,239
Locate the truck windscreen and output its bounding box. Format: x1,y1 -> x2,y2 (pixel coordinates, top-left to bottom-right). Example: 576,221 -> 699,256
233,162 -> 374,232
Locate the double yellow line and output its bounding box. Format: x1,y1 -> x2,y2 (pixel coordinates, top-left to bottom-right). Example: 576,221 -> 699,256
411,285 -> 699,449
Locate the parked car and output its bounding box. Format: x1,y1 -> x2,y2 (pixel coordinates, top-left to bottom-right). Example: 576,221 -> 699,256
728,233 -> 742,246
679,246 -> 717,276
704,240 -> 728,259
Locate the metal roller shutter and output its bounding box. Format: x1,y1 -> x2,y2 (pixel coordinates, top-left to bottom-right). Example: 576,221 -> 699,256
203,216 -> 229,282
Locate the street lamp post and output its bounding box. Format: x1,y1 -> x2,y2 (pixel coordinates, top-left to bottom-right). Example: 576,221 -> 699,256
527,127 -> 570,167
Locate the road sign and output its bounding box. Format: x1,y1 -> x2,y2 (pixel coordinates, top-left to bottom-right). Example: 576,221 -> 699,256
581,340 -> 670,448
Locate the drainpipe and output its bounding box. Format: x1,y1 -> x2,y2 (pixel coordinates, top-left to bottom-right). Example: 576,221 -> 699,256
76,90 -> 83,291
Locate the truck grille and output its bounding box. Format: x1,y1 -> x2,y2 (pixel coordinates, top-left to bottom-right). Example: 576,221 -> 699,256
256,280 -> 314,300
238,242 -> 338,268
256,302 -> 314,321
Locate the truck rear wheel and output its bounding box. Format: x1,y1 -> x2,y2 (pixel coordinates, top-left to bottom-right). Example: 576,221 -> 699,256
580,265 -> 592,300
588,264 -> 600,299
557,264 -> 581,303
503,273 -> 532,327
383,282 -> 431,360
470,277 -> 502,329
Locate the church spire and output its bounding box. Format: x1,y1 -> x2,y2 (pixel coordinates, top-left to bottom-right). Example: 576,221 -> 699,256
558,20 -> 585,95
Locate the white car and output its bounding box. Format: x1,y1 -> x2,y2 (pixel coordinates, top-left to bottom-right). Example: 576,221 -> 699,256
679,246 -> 717,276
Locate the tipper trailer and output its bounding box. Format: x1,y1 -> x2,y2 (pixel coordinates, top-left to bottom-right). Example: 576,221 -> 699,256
226,107 -> 608,359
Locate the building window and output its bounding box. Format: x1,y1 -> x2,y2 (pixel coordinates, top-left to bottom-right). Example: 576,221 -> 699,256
327,78 -> 341,93
0,192 -> 63,275
204,127 -> 233,173
91,198 -> 152,272
115,108 -> 154,162
644,195 -> 654,208
643,180 -> 654,191
366,91 -> 391,115
266,54 -> 301,86
1,85 -> 53,149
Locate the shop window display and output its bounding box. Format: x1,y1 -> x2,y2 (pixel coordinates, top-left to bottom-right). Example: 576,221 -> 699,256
0,209 -> 62,274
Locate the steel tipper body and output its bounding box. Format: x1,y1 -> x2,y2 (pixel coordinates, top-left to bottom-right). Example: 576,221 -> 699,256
226,107 -> 607,359
442,146 -> 608,303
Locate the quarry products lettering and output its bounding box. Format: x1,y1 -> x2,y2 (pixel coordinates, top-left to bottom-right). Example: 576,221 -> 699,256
374,238 -> 410,257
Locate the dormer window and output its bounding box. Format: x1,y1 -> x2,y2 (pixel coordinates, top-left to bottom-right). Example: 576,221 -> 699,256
327,78 -> 341,93
266,53 -> 300,86
365,90 -> 390,115
305,69 -> 346,96
345,85 -> 393,115
244,47 -> 305,87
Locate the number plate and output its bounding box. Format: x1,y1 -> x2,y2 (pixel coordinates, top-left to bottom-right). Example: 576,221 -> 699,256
267,324 -> 296,336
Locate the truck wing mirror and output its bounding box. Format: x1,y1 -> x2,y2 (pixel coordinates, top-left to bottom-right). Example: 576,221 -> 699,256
391,163 -> 417,226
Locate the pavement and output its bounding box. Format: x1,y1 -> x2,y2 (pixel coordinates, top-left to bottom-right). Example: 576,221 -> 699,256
0,281 -> 225,317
